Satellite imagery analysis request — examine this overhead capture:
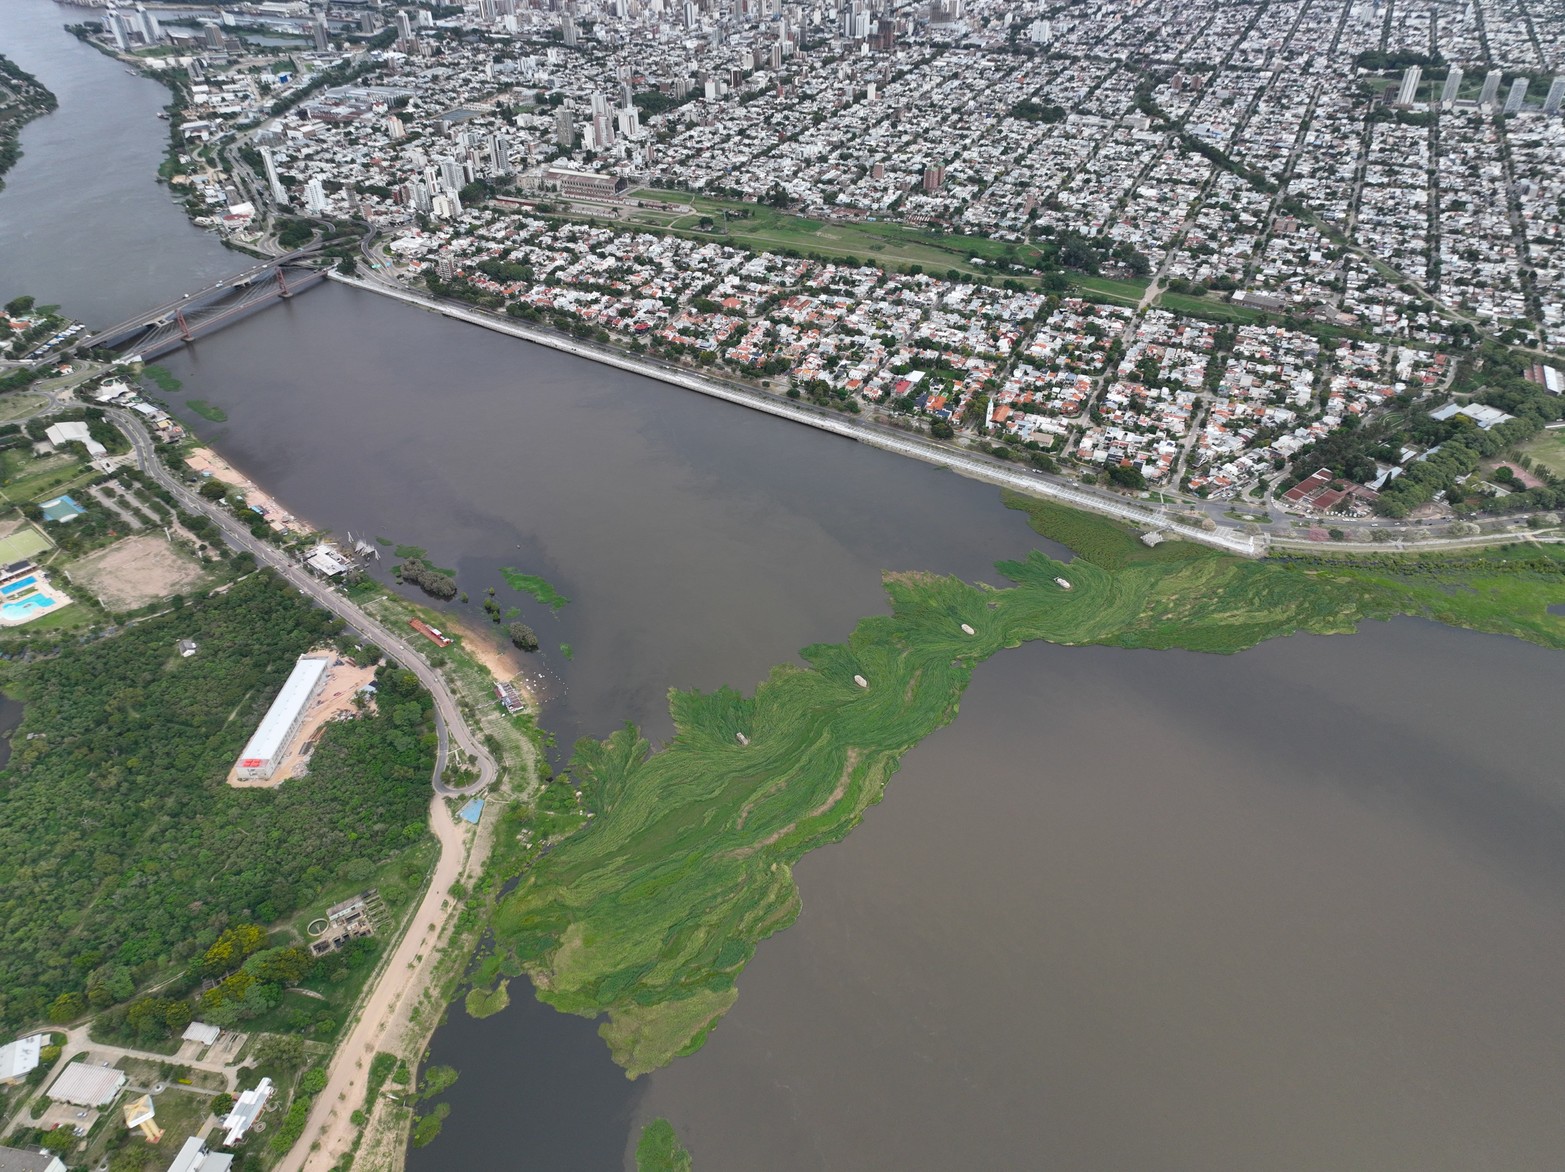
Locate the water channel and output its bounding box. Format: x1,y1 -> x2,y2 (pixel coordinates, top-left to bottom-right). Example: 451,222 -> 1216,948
5,7 -> 1565,1167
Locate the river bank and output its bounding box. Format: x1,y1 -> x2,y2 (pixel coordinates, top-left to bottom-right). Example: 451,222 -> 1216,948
490,498 -> 1565,1080
330,272 -> 1262,558
11,14 -> 1565,1166
0,53 -> 57,194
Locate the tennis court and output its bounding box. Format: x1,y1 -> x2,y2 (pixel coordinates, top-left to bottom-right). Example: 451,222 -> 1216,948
0,526 -> 52,564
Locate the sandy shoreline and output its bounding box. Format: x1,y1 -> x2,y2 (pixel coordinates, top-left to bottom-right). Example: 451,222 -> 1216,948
439,611 -> 524,680
183,445 -> 317,536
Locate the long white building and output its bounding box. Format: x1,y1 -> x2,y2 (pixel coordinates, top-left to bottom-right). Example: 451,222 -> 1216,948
221,1077 -> 273,1146
234,656 -> 330,780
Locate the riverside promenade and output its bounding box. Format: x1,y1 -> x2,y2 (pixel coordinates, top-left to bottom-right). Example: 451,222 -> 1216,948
329,272 -> 1265,559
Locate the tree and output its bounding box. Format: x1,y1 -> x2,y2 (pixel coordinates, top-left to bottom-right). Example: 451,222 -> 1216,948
244,946 -> 315,984
198,479 -> 229,502
929,418 -> 955,440
4,295 -> 35,317
337,255 -> 359,276
47,992 -> 85,1023
398,562 -> 457,600
252,1033 -> 305,1068
210,1092 -> 235,1119
1106,463 -> 1147,490
508,622 -> 539,652
41,1130 -> 72,1154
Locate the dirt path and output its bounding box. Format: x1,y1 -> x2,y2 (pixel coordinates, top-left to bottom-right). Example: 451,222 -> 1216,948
278,796 -> 480,1172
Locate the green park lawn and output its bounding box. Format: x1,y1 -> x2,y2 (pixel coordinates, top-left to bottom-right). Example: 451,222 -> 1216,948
0,449 -> 89,504
0,522 -> 52,563
1156,290 -> 1266,323
614,189 -> 1050,281
1518,428 -> 1565,479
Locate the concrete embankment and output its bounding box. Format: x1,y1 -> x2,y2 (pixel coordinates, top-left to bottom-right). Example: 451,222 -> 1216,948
329,273 -> 1263,559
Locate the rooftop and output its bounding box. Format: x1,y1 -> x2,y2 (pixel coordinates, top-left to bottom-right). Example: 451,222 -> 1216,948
0,1034 -> 45,1082
222,1077 -> 273,1146
167,1137 -> 233,1172
0,1147 -> 65,1172
47,1062 -> 125,1106
237,657 -> 331,765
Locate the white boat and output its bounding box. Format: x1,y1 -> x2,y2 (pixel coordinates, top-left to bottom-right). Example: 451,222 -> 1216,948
1055,577 -> 1073,590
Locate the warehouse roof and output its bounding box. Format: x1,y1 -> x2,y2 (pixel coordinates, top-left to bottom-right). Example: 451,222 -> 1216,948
222,1077 -> 273,1146
167,1137 -> 233,1172
237,657 -> 330,765
0,1146 -> 66,1172
0,1035 -> 45,1082
181,1022 -> 221,1045
47,1063 -> 125,1106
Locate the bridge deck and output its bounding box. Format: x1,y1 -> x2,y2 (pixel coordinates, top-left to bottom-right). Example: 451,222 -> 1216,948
124,268 -> 329,361
87,245 -> 325,350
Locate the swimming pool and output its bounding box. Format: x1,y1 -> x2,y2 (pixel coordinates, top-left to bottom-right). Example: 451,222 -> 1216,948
1,595 -> 55,621
1,576 -> 38,597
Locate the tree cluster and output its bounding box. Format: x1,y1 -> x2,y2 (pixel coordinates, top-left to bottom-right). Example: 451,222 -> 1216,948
0,575 -> 434,1031
398,559 -> 458,599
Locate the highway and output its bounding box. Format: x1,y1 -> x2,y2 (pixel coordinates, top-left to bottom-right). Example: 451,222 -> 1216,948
110,408 -> 495,798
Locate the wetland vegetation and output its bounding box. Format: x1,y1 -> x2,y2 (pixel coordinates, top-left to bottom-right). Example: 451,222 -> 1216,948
499,567 -> 569,611
484,498 -> 1565,1077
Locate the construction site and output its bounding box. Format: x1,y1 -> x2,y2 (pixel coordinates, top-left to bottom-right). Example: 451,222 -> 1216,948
227,653 -> 377,788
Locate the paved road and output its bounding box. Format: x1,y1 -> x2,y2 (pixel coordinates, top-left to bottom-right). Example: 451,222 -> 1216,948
336,274 -> 1265,558
324,271 -> 1565,556
84,244 -> 325,353
110,409 -> 495,798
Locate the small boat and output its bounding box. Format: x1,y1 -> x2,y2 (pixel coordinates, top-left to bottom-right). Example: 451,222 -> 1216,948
1055,577 -> 1073,590
853,674 -> 868,688
960,623 -> 975,635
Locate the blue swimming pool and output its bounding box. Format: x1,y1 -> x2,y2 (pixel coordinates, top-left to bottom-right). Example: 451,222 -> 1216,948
1,595 -> 54,621
1,576 -> 38,596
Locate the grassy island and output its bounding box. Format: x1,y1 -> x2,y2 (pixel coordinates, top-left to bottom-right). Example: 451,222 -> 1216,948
499,567 -> 569,611
636,1118 -> 693,1172
488,498 -> 1565,1077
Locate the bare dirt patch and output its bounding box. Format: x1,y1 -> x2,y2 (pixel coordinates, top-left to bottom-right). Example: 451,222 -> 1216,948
67,534 -> 206,610
441,613 -> 525,680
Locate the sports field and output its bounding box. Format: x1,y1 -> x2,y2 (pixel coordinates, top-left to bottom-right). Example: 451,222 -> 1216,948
0,524 -> 51,563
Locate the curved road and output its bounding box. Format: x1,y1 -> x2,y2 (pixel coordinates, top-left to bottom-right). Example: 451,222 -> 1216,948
110,408 -> 495,798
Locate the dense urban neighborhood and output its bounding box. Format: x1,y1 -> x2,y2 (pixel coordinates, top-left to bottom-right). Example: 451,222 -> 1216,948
76,0 -> 1565,526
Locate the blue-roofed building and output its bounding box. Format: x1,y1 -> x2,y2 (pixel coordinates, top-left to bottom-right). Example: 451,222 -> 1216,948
38,496 -> 85,524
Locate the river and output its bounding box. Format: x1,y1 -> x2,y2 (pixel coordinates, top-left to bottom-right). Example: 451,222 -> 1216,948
5,7 -> 1565,1168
